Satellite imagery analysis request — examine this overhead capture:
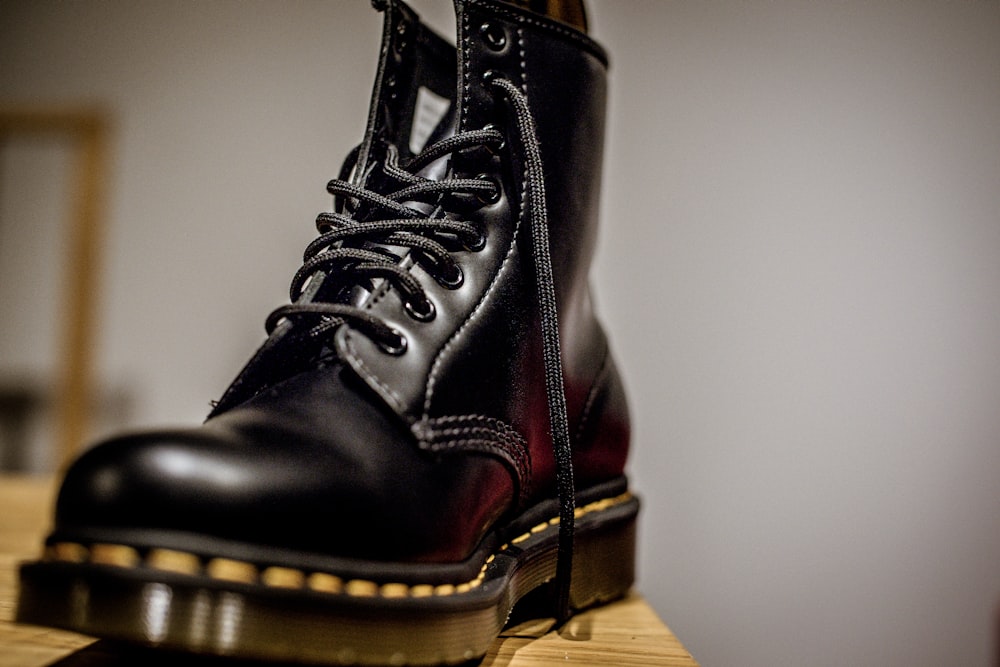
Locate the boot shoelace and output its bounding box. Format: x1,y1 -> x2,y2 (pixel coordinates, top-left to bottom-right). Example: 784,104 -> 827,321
265,127 -> 502,349
267,77 -> 577,622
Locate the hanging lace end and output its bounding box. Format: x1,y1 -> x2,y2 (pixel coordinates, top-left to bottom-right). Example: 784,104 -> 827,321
489,73 -> 579,627
553,521 -> 575,625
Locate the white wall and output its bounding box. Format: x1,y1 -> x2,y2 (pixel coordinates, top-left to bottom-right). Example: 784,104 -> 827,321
591,4 -> 1000,666
3,2 -> 999,666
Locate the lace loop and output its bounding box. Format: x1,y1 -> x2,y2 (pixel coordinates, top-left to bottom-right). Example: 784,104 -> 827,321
268,129 -> 499,345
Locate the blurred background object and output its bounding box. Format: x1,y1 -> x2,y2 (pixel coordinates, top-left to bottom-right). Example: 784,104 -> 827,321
0,107 -> 116,472
2,1 -> 999,666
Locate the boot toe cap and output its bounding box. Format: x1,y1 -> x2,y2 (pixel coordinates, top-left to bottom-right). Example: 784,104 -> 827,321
51,387 -> 514,564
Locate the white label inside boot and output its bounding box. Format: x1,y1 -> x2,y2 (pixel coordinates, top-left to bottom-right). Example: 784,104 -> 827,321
410,86 -> 451,154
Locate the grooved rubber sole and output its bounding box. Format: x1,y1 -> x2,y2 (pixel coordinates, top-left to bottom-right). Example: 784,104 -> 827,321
17,492 -> 638,665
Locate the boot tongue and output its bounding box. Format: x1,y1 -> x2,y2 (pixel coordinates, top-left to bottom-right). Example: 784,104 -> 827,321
409,84 -> 455,157
355,0 -> 457,179
329,1 -> 460,309
340,100 -> 456,308
407,90 -> 457,184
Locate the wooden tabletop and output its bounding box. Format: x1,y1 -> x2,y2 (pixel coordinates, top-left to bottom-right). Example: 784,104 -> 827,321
0,475 -> 698,666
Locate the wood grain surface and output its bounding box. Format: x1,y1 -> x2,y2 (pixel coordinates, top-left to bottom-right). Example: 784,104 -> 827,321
0,475 -> 698,666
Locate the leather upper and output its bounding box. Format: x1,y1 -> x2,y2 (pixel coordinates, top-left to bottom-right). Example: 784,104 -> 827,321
52,0 -> 630,566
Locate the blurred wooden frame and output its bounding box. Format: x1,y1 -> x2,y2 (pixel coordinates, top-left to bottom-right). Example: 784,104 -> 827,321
0,107 -> 111,469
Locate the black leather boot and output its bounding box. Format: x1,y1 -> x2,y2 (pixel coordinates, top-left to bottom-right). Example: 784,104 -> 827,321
18,0 -> 637,663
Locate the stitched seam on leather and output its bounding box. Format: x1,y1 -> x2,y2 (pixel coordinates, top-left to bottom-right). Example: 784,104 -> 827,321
431,440 -> 524,479
422,414 -> 524,436
417,415 -> 532,499
363,275 -> 392,310
342,330 -> 407,413
423,415 -> 524,446
517,26 -> 528,94
574,345 -> 610,446
419,244 -> 522,418
459,5 -> 472,132
421,18 -> 529,418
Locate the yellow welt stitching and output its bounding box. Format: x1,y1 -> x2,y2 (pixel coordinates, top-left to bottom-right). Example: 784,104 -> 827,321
90,544 -> 140,568
50,542 -> 88,563
147,548 -> 201,575
434,584 -> 456,596
502,492 -> 632,550
47,493 -> 632,600
307,572 -> 343,593
409,584 -> 434,598
207,558 -> 258,584
380,583 -> 410,598
345,579 -> 379,597
262,566 -> 305,589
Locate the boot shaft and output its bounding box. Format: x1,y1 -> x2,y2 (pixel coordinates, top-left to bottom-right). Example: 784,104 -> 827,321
211,0 -> 628,505
339,0 -> 625,503
362,0 -> 609,311
457,0 -> 608,303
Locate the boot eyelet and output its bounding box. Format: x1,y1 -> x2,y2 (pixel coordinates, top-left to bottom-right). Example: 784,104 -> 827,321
482,123 -> 506,153
436,264 -> 464,289
482,70 -> 508,88
476,174 -> 502,205
394,21 -> 409,53
463,231 -> 487,252
404,298 -> 436,322
480,22 -> 507,51
378,329 -> 408,356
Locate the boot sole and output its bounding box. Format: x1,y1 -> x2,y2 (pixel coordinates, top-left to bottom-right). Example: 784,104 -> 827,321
17,488 -> 638,665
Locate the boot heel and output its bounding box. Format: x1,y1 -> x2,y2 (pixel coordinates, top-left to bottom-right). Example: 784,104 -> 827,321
503,491 -> 639,626
569,507 -> 638,610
